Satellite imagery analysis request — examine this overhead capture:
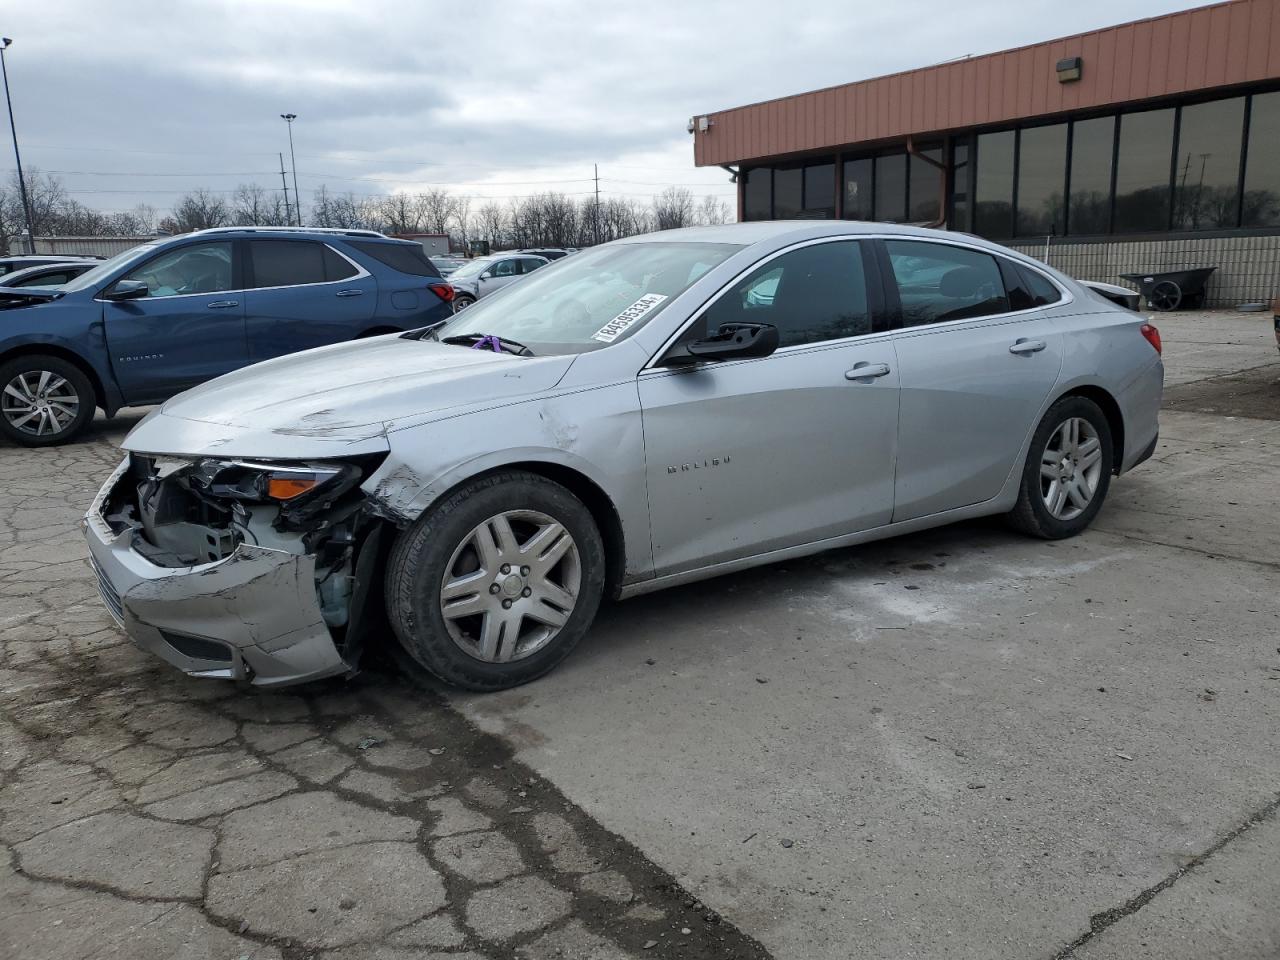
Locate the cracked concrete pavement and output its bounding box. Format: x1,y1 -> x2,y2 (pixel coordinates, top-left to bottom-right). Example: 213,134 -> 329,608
1,309 -> 1277,960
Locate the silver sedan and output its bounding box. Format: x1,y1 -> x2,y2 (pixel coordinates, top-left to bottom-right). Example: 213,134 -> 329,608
84,222 -> 1163,690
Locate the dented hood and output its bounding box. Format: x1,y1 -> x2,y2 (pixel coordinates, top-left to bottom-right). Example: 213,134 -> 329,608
123,336 -> 576,458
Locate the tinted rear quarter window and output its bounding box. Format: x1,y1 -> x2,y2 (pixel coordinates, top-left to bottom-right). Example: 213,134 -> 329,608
1018,264 -> 1063,305
885,240 -> 1010,326
348,240 -> 440,278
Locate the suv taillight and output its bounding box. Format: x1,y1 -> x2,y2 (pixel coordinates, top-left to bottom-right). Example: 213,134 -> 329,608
427,282 -> 454,303
1140,322 -> 1162,355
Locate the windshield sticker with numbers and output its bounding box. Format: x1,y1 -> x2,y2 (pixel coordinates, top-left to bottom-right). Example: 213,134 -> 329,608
591,294 -> 669,343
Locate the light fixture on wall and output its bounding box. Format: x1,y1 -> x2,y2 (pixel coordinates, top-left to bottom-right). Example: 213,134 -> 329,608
1056,56 -> 1083,83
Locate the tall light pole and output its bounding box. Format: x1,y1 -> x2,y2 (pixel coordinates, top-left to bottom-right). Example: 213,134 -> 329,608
280,113 -> 301,226
1,38 -> 35,251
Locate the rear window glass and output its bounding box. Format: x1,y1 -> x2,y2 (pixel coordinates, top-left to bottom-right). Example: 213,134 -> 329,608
1018,264 -> 1063,305
250,240 -> 327,287
349,240 -> 441,278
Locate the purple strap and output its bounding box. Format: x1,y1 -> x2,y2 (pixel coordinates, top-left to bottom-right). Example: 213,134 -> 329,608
471,335 -> 503,352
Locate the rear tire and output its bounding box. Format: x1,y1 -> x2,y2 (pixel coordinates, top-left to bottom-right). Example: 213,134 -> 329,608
1006,396 -> 1114,539
385,470 -> 606,691
452,295 -> 475,314
0,354 -> 96,447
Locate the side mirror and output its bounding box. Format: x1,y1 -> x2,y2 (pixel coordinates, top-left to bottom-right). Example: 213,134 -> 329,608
685,322 -> 780,362
104,279 -> 149,301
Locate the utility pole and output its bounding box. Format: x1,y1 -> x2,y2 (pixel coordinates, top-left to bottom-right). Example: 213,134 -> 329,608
281,113 -> 301,225
279,152 -> 293,227
0,38 -> 35,252
593,163 -> 601,246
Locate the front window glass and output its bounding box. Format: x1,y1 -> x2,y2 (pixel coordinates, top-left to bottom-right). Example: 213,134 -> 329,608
1173,98 -> 1245,230
449,258 -> 493,280
439,242 -> 740,354
885,239 -> 1009,326
698,241 -> 871,348
1244,91 -> 1280,227
1068,115 -> 1115,235
492,259 -> 519,278
62,243 -> 158,293
1113,108 -> 1174,232
120,242 -> 233,298
743,168 -> 771,220
974,130 -> 1015,237
1016,123 -> 1067,236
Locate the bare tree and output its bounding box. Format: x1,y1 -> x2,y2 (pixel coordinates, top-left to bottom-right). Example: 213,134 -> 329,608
169,189 -> 230,232
697,194 -> 731,226
452,194 -> 472,249
418,188 -> 456,235
380,192 -> 423,233
653,186 -> 695,231
232,183 -> 286,226
474,202 -> 507,248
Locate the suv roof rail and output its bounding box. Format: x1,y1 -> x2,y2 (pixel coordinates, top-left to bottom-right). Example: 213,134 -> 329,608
188,226 -> 391,239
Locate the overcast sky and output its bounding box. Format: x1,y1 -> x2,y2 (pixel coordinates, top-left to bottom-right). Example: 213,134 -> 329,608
3,0 -> 1207,215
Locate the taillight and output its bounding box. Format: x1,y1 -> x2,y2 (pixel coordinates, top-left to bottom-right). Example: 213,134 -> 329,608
1140,322 -> 1162,355
428,282 -> 454,303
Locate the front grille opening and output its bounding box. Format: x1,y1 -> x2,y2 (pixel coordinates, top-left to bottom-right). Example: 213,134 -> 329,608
159,630 -> 233,663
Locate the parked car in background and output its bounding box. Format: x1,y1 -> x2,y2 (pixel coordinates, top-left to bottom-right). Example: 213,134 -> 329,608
0,259 -> 101,290
84,222 -> 1162,692
430,255 -> 467,277
0,226 -> 454,446
447,253 -> 549,311
516,247 -> 571,261
0,254 -> 105,276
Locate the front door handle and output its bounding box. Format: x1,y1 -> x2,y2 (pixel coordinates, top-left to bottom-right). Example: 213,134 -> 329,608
845,362 -> 892,381
1009,338 -> 1047,355
206,300 -> 239,309
336,288 -> 365,298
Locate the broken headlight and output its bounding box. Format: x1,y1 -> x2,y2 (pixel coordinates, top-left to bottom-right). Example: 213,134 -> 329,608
188,460 -> 348,504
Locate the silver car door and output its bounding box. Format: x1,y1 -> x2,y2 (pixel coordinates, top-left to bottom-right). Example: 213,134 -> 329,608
479,258 -> 521,297
882,239 -> 1065,522
638,238 -> 899,578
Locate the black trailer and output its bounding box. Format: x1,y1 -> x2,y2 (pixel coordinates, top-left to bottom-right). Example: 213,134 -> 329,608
1118,267 -> 1216,311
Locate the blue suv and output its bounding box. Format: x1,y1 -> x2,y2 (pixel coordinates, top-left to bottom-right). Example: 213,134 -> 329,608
0,227 -> 456,446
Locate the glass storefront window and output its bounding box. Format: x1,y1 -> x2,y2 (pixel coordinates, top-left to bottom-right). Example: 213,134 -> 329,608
974,130 -> 1015,237
950,142 -> 972,232
1243,91 -> 1280,227
803,163 -> 835,217
908,146 -> 943,222
1173,98 -> 1245,230
774,167 -> 803,219
1067,115 -> 1115,235
875,154 -> 907,222
743,168 -> 770,221
1016,123 -> 1067,236
843,158 -> 873,220
1113,108 -> 1175,232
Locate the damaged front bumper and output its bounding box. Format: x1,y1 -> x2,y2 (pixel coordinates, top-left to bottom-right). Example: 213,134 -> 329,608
82,458 -> 355,686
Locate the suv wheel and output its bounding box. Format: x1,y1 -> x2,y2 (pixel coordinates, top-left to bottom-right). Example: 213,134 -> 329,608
1007,396 -> 1114,539
0,355 -> 95,447
386,470 -> 606,690
452,295 -> 475,313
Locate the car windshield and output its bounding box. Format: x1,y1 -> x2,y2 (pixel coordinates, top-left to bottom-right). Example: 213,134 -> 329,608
60,244 -> 157,293
448,258 -> 493,280
438,241 -> 741,354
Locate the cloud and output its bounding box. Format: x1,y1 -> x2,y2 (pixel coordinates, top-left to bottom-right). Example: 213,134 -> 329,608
2,0 -> 1206,213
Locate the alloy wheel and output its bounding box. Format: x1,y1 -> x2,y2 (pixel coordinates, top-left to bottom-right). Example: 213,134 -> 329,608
1,369 -> 81,438
1039,417 -> 1104,521
438,509 -> 581,663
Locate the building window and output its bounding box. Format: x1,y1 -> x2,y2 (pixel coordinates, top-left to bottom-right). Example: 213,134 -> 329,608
743,168 -> 771,221
908,146 -> 943,223
1173,97 -> 1245,230
1067,115 -> 1115,235
974,130 -> 1015,238
773,167 -> 803,219
843,158 -> 873,220
1113,108 -> 1175,233
803,163 -> 835,218
950,142 -> 972,232
1016,123 -> 1067,237
1243,91 -> 1280,228
875,153 -> 907,222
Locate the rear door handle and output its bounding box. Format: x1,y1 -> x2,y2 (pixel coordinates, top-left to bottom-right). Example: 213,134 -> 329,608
845,362 -> 892,380
1009,339 -> 1047,355
336,288 -> 365,298
206,300 -> 239,309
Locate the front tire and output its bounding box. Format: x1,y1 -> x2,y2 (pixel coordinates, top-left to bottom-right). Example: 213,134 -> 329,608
385,471 -> 606,691
0,355 -> 96,447
452,295 -> 476,314
1007,396 -> 1114,539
